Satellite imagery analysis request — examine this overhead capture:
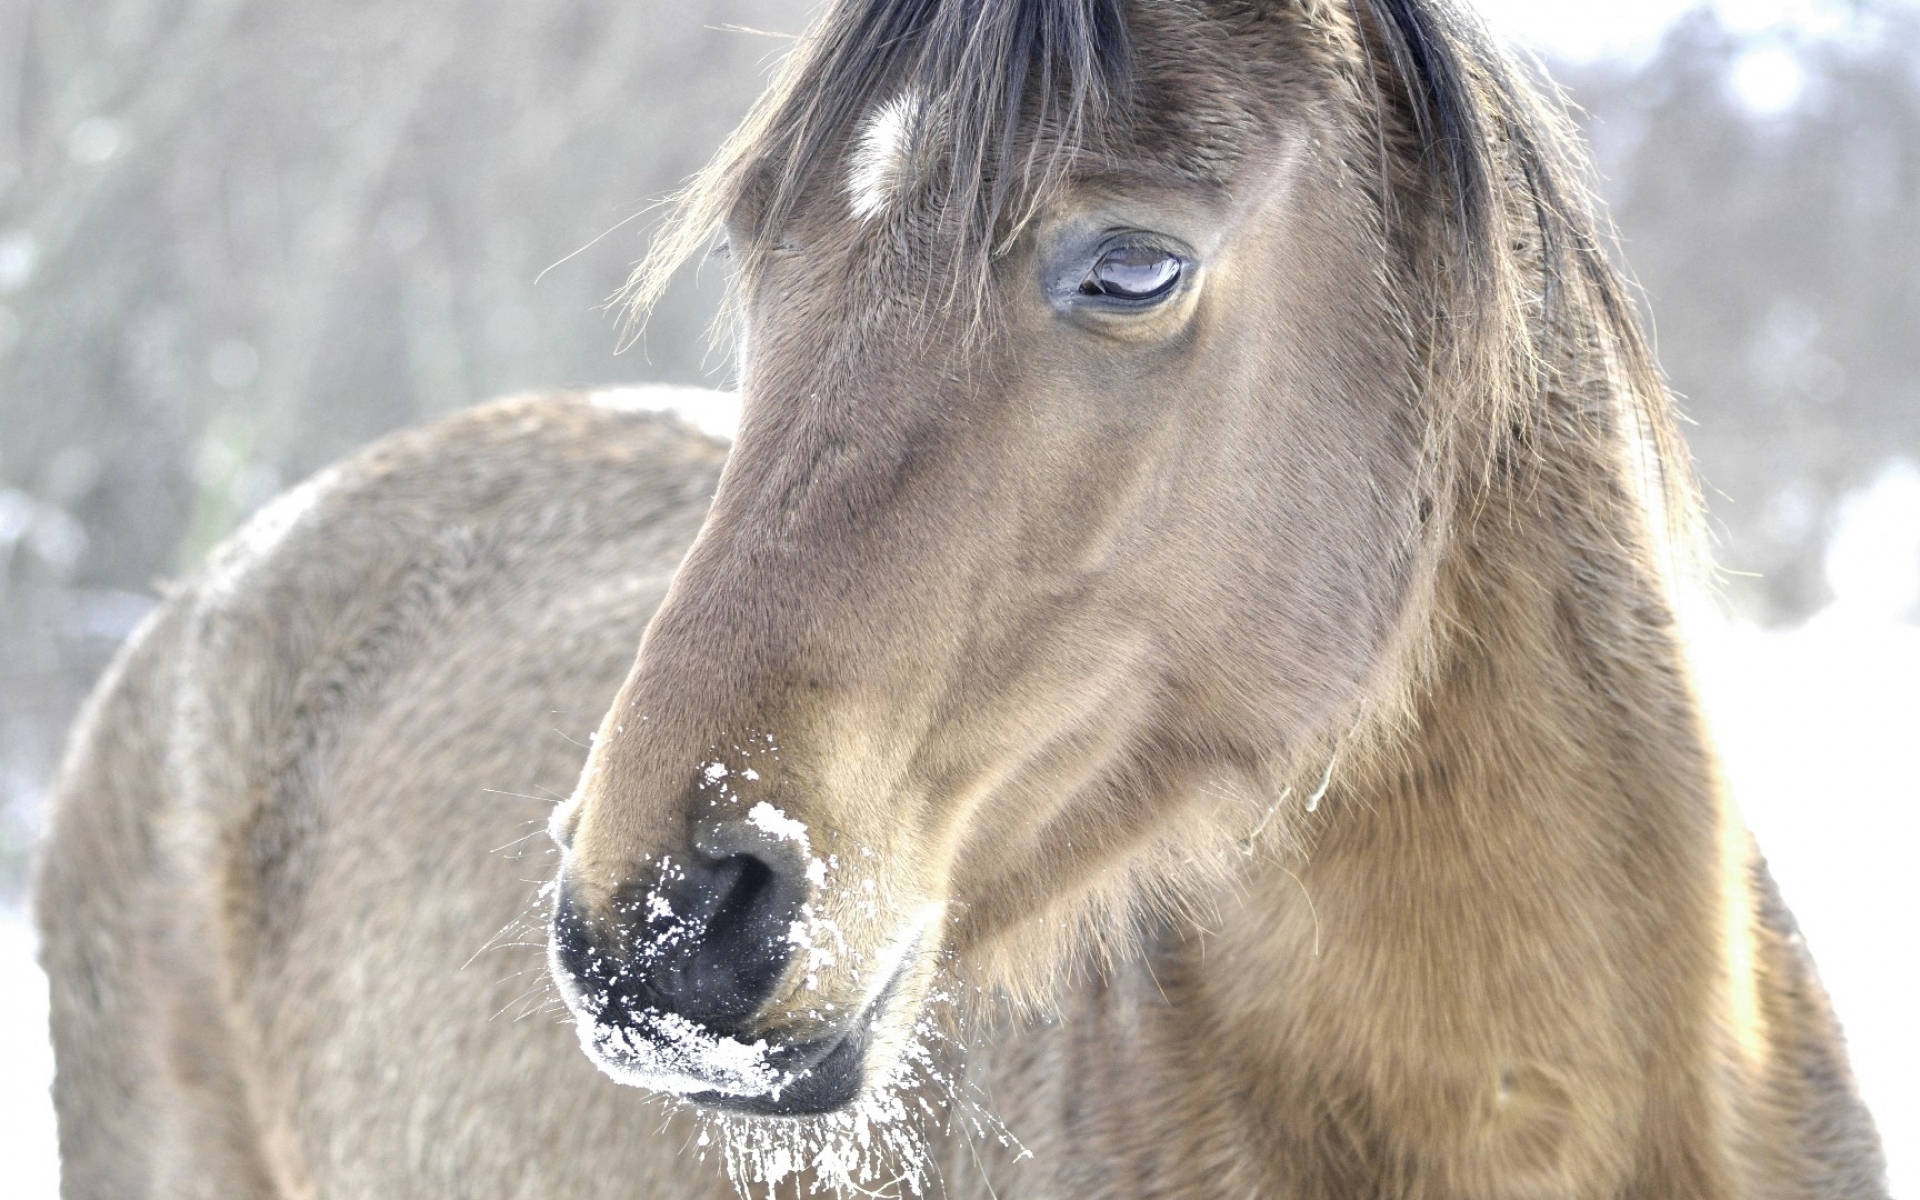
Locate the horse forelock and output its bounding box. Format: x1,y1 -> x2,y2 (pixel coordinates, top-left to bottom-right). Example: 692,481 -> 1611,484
628,0 -> 1130,323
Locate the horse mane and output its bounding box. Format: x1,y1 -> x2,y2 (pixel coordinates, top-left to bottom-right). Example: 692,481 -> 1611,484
1336,0 -> 1698,561
629,0 -> 1698,553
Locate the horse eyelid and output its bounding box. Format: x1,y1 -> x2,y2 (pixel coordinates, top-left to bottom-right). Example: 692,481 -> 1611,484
1075,248 -> 1187,306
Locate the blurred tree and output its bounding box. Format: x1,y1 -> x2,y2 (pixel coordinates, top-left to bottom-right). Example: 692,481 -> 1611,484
0,0 -> 807,895
1562,3 -> 1920,620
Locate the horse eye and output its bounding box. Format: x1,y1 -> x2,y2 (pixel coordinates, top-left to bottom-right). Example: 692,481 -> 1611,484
1080,244 -> 1183,302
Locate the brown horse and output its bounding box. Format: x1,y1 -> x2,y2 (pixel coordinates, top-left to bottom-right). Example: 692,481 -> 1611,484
36,1 -> 1888,1196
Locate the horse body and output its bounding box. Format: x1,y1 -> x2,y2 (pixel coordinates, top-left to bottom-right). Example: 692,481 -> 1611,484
38,0 -> 1887,1195
36,390 -> 1885,1199
36,400 -> 730,1199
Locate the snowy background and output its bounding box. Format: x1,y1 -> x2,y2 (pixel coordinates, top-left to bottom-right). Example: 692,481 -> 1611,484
2,1 -> 1916,1194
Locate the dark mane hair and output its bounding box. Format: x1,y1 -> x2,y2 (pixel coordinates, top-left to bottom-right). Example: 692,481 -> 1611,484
1344,0 -> 1692,547
1355,0 -> 1652,347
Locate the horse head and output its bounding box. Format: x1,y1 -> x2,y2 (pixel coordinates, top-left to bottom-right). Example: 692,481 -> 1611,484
546,0 -> 1632,1118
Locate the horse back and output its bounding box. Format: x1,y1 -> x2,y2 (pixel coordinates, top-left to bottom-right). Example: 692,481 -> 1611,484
36,395 -> 740,1199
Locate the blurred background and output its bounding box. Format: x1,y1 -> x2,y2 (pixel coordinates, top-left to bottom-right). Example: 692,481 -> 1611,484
0,0 -> 1914,1192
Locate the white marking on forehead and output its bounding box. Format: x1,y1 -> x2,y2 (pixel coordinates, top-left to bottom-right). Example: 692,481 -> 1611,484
847,91 -> 922,221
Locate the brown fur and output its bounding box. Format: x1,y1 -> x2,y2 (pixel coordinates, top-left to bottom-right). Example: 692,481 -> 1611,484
38,1 -> 1886,1196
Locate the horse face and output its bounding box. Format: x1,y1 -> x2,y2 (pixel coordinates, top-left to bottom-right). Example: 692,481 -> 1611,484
550,17 -> 1428,1116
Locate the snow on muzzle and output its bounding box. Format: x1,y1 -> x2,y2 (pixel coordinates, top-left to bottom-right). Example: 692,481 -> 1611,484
548,801 -> 938,1115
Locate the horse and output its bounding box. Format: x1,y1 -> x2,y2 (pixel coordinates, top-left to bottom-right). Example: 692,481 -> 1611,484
36,0 -> 1890,1196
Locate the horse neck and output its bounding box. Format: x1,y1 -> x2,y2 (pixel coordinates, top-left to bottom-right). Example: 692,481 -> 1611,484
1135,421 -> 1739,1195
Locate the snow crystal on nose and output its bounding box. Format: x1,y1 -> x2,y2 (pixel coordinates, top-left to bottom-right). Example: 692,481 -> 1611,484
747,801 -> 810,846
577,1007 -> 779,1098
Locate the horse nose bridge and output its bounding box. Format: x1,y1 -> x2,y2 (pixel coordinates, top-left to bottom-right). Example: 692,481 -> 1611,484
611,537 -> 968,773
609,378 -> 1000,727
700,360 -> 986,575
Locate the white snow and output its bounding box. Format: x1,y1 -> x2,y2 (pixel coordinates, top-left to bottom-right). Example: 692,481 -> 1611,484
1687,610 -> 1920,1188
701,989 -> 963,1199
1682,464 -> 1920,1190
0,912 -> 59,1200
589,385 -> 740,441
578,1005 -> 781,1098
746,801 -> 810,847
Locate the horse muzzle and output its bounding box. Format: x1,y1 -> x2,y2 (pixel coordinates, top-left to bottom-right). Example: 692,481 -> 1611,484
547,823 -> 916,1115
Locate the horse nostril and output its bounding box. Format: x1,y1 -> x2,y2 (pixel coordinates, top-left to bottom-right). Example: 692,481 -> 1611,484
556,846 -> 804,1035
697,853 -> 779,954
649,852 -> 791,1025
